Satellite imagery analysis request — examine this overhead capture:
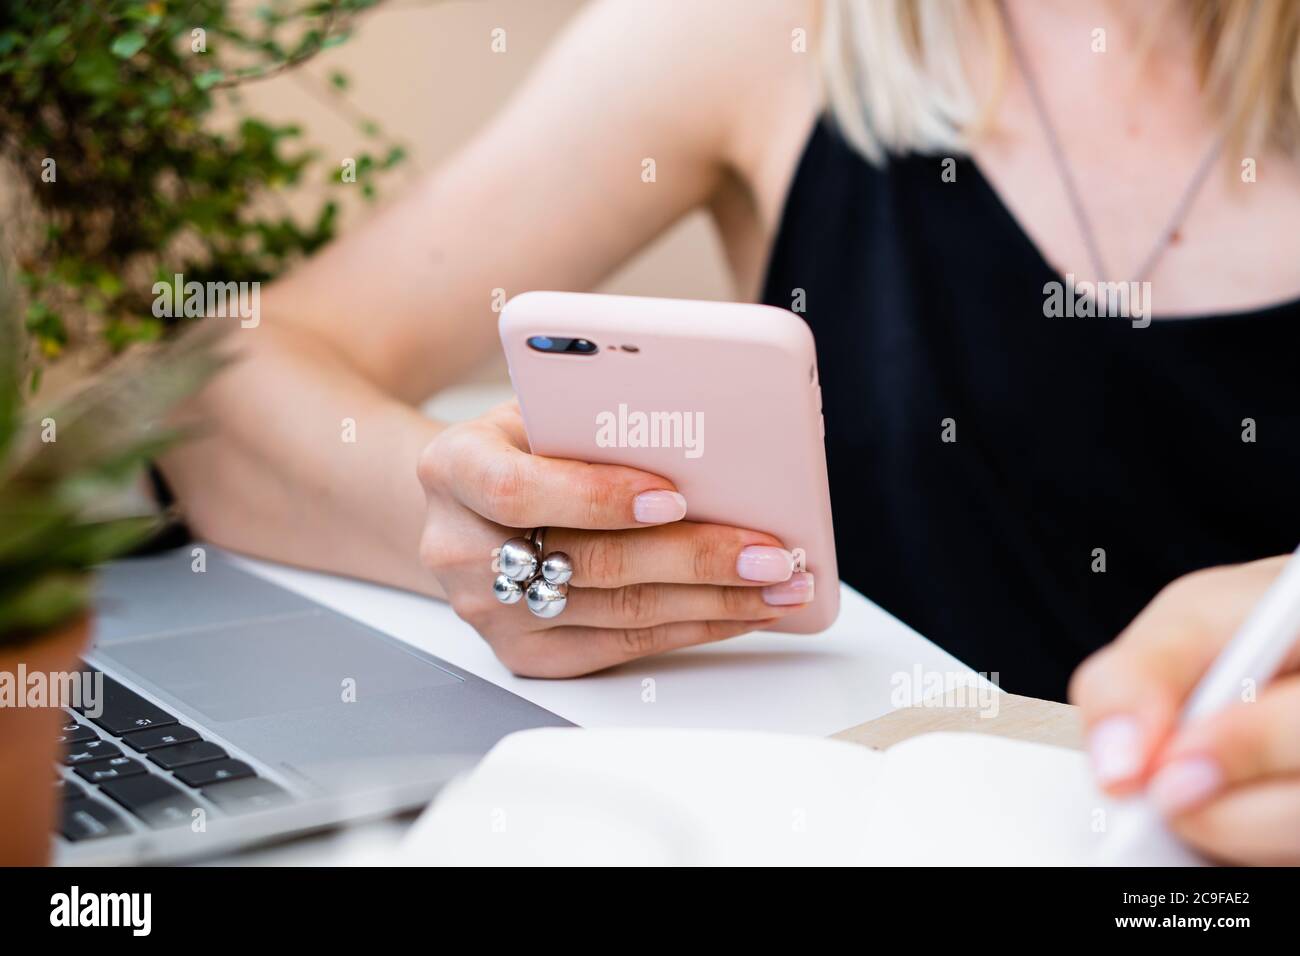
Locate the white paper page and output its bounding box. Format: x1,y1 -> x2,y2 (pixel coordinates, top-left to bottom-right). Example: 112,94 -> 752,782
863,733 -> 1204,866
401,728 -> 885,866
402,728 -> 1205,866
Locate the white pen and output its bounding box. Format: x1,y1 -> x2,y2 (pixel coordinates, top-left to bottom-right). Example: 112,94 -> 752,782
1095,543 -> 1300,865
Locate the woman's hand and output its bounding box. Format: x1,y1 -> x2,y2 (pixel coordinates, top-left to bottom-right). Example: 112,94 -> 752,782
1069,556 -> 1300,864
415,402 -> 813,677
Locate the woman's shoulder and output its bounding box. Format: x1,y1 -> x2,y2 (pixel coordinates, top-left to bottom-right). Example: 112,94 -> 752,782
561,0 -> 821,167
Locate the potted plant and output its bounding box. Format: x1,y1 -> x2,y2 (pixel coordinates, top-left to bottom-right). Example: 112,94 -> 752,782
0,0 -> 402,372
0,1 -> 403,863
0,287 -> 225,865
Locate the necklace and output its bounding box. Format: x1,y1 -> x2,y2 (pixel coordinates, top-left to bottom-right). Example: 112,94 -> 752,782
998,0 -> 1222,285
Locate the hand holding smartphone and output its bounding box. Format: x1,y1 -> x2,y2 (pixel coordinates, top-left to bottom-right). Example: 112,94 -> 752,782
500,291 -> 839,633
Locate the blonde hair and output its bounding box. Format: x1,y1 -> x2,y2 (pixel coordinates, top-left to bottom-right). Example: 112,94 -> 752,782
819,0 -> 1300,163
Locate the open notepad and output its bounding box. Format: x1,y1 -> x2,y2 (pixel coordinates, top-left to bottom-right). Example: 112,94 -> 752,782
401,728 -> 1204,866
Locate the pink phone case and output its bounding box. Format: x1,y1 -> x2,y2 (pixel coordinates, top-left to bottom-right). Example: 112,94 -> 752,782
499,291 -> 839,633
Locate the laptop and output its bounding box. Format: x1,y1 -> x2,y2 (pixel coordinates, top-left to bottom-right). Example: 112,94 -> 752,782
55,546 -> 573,864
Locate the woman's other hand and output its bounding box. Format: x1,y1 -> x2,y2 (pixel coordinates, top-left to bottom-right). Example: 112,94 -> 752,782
1070,556 -> 1300,864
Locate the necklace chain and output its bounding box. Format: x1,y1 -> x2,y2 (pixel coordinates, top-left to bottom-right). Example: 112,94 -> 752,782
997,0 -> 1223,285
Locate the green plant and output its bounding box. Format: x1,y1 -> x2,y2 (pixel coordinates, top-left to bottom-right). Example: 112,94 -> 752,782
0,272 -> 228,647
0,0 -> 405,380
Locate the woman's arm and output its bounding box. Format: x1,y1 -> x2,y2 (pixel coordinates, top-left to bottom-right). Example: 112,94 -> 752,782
160,0 -> 789,593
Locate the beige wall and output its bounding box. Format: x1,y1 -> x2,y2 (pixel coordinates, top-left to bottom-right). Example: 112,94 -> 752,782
236,0 -> 733,325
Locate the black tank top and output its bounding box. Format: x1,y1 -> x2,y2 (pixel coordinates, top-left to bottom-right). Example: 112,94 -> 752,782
761,118 -> 1300,701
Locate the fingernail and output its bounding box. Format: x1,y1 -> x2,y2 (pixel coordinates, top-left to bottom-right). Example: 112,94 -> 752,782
737,546 -> 794,583
633,490 -> 687,524
1148,756 -> 1222,816
762,572 -> 814,606
1087,715 -> 1145,785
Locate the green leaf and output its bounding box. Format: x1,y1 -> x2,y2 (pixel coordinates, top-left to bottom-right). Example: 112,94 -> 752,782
382,145 -> 406,169
0,496 -> 69,567
93,270 -> 124,299
110,31 -> 148,59
44,516 -> 160,567
0,572 -> 92,641
194,69 -> 225,90
67,50 -> 121,96
24,301 -> 66,356
7,324 -> 231,488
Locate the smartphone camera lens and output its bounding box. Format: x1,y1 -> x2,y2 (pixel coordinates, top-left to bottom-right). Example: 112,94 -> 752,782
528,335 -> 597,355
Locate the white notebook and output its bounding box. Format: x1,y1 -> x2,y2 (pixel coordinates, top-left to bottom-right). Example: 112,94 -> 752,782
401,728 -> 1204,866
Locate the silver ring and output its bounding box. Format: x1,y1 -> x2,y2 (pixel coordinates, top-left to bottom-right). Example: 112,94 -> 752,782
493,527 -> 572,618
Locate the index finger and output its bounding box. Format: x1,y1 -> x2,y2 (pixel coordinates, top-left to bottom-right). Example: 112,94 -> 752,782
443,424 -> 688,531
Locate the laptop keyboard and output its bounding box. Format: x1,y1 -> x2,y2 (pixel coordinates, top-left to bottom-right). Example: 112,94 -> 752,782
58,667 -> 291,843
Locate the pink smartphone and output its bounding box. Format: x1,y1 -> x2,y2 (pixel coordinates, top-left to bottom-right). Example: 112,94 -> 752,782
499,291 -> 839,633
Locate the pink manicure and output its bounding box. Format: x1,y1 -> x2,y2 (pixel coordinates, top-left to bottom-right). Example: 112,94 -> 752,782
762,572 -> 814,606
737,546 -> 794,583
632,490 -> 687,524
1148,757 -> 1222,816
1087,715 -> 1145,785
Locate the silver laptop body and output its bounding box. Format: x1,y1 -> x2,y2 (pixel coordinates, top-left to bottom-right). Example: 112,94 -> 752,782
54,546 -> 573,865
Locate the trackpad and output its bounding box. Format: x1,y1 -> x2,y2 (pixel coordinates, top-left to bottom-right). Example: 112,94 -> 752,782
99,610 -> 462,723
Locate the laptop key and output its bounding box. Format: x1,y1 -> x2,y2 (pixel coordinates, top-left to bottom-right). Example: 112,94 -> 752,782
77,673 -> 178,736
201,777 -> 291,814
58,723 -> 99,745
58,779 -> 89,802
173,758 -> 255,788
61,800 -> 131,842
122,724 -> 201,752
74,756 -> 148,783
59,714 -> 92,734
99,775 -> 206,829
64,739 -> 122,765
148,740 -> 227,770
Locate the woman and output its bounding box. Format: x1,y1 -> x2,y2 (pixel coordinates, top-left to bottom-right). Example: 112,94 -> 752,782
161,0 -> 1300,863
